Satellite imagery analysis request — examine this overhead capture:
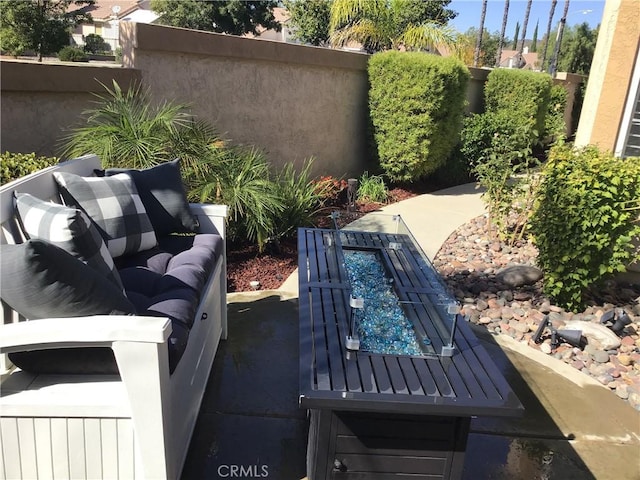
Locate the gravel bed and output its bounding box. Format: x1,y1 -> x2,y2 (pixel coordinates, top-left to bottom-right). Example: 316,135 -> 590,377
433,214 -> 640,410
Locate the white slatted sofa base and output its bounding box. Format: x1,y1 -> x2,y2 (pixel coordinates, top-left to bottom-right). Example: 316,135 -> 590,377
0,155 -> 228,479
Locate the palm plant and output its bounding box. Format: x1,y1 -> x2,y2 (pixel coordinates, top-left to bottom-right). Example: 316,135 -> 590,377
473,0 -> 487,67
518,0 -> 533,56
59,81 -> 212,170
329,0 -> 458,53
272,159 -> 326,242
189,146 -> 283,251
540,0 -> 557,69
494,0 -> 509,67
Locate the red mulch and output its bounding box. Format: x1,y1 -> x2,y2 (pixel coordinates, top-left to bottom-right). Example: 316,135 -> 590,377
226,185 -> 429,292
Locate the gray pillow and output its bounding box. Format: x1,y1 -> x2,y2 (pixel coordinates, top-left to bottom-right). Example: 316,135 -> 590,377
0,240 -> 136,319
14,192 -> 124,291
53,171 -> 157,258
97,159 -> 199,236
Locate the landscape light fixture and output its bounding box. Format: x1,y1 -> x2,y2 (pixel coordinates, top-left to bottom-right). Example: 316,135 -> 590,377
533,315 -> 585,349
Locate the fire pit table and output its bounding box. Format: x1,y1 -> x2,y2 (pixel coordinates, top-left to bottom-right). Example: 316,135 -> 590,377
298,215 -> 523,480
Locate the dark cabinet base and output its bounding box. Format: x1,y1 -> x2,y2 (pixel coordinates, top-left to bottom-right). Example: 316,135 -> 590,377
307,410 -> 470,480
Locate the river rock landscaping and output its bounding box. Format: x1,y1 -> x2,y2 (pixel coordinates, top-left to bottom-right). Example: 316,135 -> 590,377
433,214 -> 640,411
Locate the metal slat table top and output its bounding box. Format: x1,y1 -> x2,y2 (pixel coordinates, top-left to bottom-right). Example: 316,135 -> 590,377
298,227 -> 523,417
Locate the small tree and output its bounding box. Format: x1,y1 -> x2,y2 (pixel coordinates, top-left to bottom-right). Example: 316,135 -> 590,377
530,20 -> 539,52
0,0 -> 94,61
284,0 -> 332,46
511,21 -> 520,49
463,69 -> 553,241
151,0 -> 280,36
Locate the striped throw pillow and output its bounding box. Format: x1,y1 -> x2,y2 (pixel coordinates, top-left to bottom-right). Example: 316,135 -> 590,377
14,192 -> 124,291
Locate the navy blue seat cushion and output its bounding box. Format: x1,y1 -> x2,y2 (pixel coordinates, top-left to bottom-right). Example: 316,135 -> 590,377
116,234 -> 223,371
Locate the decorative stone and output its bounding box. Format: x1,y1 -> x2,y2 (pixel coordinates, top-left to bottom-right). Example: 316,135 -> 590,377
538,301 -> 551,313
497,291 -> 513,303
593,350 -> 611,364
501,307 -> 514,320
476,299 -> 489,311
571,360 -> 584,370
616,384 -> 630,399
540,343 -> 552,354
621,336 -> 635,346
512,322 -> 530,334
618,354 -> 633,366
628,393 -> 640,411
561,349 -> 574,361
565,320 -> 622,350
513,291 -> 532,301
596,374 -> 614,385
496,265 -> 542,288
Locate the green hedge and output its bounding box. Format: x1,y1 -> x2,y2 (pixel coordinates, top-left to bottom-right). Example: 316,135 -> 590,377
530,144 -> 640,310
1,152 -> 59,184
368,51 -> 469,182
484,68 -> 553,143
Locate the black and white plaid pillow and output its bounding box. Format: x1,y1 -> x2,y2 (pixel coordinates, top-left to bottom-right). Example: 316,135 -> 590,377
14,192 -> 125,291
53,172 -> 157,258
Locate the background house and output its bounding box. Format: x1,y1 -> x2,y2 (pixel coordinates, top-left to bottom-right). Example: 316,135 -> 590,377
71,0 -> 158,51
498,48 -> 539,70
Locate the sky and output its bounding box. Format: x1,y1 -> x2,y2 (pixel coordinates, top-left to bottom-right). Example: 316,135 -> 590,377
448,0 -> 606,36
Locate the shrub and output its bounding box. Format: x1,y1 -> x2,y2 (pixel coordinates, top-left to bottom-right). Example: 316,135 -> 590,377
530,144 -> 640,310
460,110 -> 537,242
357,171 -> 388,203
1,152 -> 59,184
484,68 -> 553,145
83,34 -> 110,54
368,51 -> 469,182
57,46 -> 88,62
544,84 -> 568,143
313,175 -> 348,208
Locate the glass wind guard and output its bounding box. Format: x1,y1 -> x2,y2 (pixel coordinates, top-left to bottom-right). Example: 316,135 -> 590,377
330,212 -> 460,357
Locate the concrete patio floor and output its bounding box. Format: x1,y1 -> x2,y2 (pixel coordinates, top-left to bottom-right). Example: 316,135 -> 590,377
181,292 -> 639,480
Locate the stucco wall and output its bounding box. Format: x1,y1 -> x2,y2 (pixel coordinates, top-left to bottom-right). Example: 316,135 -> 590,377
575,0 -> 640,150
121,22 -> 371,177
0,61 -> 141,158
2,23 -> 580,176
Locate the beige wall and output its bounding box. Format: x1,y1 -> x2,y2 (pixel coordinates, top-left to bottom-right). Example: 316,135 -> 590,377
121,22 -> 371,177
2,22 -> 580,177
575,0 -> 640,151
1,61 -> 141,158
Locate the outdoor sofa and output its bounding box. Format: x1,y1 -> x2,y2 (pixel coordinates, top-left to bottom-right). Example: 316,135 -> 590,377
0,154 -> 228,479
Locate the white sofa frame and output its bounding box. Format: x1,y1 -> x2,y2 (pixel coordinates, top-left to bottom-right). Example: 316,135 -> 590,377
0,155 -> 228,479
